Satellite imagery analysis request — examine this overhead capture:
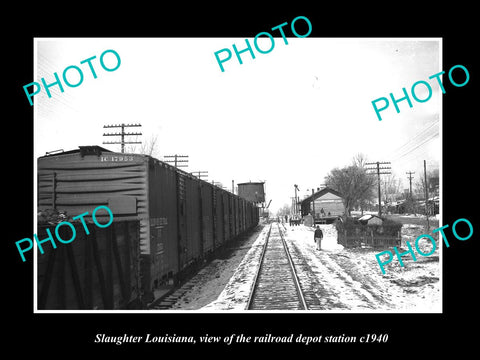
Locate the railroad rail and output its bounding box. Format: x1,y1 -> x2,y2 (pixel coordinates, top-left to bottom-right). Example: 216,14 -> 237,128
246,222 -> 309,310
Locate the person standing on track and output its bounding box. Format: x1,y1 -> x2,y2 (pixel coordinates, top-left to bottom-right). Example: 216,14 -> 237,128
314,225 -> 323,251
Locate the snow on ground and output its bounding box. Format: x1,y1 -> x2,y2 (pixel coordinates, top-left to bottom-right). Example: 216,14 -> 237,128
166,226 -> 268,310
160,221 -> 441,312
283,224 -> 440,312
200,226 -> 270,311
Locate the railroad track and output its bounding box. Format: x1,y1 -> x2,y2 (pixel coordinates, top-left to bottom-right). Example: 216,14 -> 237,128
246,222 -> 308,310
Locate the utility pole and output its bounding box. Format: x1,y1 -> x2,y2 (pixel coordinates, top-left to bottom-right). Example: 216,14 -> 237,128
294,184 -> 300,216
191,171 -> 208,180
311,188 -> 315,220
366,161 -> 391,217
406,171 -> 415,198
211,181 -> 225,190
164,154 -> 189,168
424,160 -> 430,232
103,123 -> 142,153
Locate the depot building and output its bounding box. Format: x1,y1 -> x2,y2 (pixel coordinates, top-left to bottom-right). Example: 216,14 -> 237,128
300,187 -> 345,223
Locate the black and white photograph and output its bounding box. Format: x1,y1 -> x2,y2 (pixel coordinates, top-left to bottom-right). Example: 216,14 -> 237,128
6,6 -> 478,355
32,37 -> 443,313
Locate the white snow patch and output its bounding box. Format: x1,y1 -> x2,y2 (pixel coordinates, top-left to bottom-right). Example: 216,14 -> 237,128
200,226 -> 270,311
161,222 -> 441,313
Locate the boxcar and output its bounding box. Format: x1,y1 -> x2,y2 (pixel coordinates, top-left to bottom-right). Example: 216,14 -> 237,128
200,182 -> 214,255
37,145 -> 259,308
213,187 -> 225,248
36,220 -> 140,310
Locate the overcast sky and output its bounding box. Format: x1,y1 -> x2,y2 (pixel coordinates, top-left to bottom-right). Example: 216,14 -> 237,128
34,38 -> 441,213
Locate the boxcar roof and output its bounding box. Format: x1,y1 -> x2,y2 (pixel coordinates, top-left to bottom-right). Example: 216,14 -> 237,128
39,145 -> 112,158
38,145 -> 256,203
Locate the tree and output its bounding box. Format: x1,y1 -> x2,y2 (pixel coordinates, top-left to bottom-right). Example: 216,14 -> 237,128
414,168 -> 439,200
324,165 -> 376,217
125,134 -> 160,158
383,174 -> 402,204
352,153 -> 369,168
276,204 -> 291,217
138,134 -> 159,158
406,167 -> 439,215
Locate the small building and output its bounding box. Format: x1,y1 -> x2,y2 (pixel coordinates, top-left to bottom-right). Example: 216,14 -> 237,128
358,214 -> 383,225
300,187 -> 345,221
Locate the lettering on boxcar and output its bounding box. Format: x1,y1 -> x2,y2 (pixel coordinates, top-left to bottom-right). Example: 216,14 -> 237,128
151,217 -> 168,226
100,155 -> 135,162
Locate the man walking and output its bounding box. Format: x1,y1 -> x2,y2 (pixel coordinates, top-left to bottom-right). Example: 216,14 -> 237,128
314,225 -> 323,251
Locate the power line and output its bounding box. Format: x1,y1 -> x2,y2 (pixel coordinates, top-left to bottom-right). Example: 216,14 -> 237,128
393,132 -> 439,161
388,119 -> 439,160
393,141 -> 436,168
390,120 -> 439,157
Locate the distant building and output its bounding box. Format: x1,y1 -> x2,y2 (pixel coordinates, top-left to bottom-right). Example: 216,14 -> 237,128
300,187 -> 345,219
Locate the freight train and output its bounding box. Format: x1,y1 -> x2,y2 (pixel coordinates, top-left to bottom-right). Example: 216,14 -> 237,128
36,145 -> 259,309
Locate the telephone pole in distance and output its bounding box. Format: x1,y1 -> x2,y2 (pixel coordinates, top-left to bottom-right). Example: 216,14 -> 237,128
164,154 -> 189,168
406,171 -> 415,198
366,161 -> 391,217
191,170 -> 208,180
